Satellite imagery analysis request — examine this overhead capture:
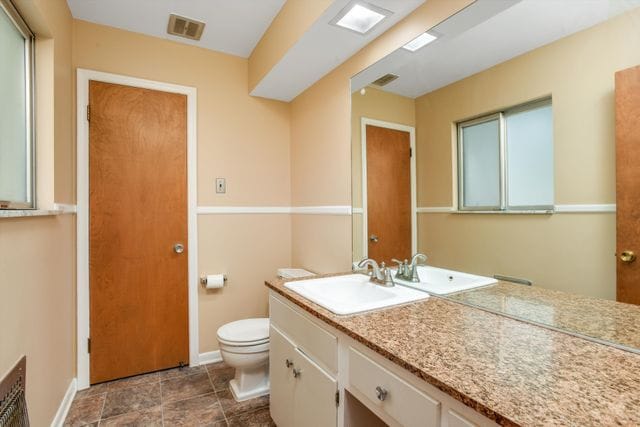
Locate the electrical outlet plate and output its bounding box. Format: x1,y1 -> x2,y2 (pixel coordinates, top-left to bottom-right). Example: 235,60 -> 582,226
216,178 -> 226,194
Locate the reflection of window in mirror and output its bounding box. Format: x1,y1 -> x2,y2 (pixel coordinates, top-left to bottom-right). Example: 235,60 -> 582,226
457,99 -> 553,212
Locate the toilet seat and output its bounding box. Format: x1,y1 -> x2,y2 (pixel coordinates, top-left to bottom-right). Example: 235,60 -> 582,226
218,340 -> 269,354
217,318 -> 269,346
218,336 -> 269,347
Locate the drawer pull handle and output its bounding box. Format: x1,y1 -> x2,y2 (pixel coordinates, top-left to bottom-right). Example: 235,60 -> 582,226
293,368 -> 302,378
375,386 -> 388,401
285,359 -> 293,368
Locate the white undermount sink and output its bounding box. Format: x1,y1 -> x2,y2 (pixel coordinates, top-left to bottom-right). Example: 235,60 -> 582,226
284,274 -> 429,315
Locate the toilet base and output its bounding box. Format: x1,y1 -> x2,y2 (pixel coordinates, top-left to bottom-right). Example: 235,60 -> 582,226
229,378 -> 270,402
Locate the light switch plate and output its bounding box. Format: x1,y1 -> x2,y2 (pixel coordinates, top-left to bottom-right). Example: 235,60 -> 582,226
216,178 -> 226,194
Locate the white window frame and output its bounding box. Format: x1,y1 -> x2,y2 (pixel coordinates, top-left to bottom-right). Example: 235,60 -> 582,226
0,0 -> 35,209
456,98 -> 553,213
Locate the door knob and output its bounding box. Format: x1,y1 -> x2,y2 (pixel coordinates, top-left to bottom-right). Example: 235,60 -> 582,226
292,368 -> 302,378
285,359 -> 293,368
369,234 -> 379,243
620,250 -> 636,263
174,243 -> 184,254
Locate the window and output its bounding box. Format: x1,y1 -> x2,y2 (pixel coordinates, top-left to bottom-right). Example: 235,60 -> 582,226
0,0 -> 34,209
457,99 -> 554,211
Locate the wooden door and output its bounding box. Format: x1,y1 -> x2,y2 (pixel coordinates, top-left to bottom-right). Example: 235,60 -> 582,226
366,125 -> 412,264
89,81 -> 189,383
616,65 -> 640,305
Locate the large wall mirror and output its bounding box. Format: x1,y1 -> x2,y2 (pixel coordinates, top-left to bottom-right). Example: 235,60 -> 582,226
350,0 -> 640,351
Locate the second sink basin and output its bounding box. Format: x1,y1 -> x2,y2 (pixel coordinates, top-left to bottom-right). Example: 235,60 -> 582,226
284,273 -> 429,315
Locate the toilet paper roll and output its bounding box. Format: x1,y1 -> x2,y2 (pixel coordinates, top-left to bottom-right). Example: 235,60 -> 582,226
205,274 -> 225,289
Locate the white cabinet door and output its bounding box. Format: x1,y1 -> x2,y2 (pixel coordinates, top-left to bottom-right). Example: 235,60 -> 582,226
293,347 -> 338,427
269,326 -> 296,427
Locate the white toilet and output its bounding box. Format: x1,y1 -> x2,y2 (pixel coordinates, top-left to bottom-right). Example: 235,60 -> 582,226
217,317 -> 270,402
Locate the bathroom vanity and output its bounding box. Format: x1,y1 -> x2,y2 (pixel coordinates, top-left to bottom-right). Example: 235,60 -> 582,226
265,275 -> 640,427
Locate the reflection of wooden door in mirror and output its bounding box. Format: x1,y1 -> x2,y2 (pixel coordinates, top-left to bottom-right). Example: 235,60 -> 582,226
366,125 -> 411,264
616,65 -> 640,305
89,81 -> 189,383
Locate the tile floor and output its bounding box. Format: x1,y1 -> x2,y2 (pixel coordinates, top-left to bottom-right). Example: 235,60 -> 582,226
64,362 -> 275,426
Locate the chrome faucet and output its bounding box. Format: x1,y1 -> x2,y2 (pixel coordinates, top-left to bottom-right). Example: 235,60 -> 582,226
393,253 -> 427,282
357,258 -> 395,287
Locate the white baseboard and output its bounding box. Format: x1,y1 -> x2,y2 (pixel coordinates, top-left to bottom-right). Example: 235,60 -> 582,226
51,378 -> 77,427
199,350 -> 223,365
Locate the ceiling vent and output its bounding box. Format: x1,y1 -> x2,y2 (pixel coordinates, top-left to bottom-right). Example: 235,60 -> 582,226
372,73 -> 399,87
167,14 -> 205,41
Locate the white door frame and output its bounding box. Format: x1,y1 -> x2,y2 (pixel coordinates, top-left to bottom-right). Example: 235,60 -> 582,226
360,117 -> 417,259
76,69 -> 199,390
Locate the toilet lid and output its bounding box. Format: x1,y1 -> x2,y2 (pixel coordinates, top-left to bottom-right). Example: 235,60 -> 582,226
217,318 -> 269,344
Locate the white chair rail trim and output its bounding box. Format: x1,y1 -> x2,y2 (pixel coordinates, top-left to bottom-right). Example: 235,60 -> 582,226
417,204 -> 616,213
197,205 -> 352,215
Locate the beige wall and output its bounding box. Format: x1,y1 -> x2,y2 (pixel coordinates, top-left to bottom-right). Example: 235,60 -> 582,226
72,20 -> 293,353
415,9 -> 640,299
290,0 -> 472,273
350,87 -> 415,260
1,0 -> 76,425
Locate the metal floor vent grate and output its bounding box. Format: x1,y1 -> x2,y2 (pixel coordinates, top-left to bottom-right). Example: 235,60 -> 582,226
0,357 -> 29,427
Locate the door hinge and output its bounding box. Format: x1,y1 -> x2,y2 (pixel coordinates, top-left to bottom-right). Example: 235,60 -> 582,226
409,147 -> 413,157
335,390 -> 340,406
87,105 -> 91,122
87,337 -> 91,353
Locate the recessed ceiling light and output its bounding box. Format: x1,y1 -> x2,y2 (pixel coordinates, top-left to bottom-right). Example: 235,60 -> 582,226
331,2 -> 392,35
402,32 -> 438,52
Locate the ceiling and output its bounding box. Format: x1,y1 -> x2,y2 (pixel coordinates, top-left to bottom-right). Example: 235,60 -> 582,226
66,0 -> 286,58
351,0 -> 640,99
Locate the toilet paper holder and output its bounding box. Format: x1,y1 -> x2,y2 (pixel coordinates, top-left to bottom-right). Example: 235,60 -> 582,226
200,275 -> 228,286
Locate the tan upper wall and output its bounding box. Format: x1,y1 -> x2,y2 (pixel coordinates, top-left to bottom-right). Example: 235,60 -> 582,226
2,0 -> 76,425
73,20 -> 292,207
248,0 -> 332,93
416,8 -> 640,207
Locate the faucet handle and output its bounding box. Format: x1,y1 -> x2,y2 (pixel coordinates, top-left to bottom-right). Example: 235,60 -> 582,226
383,266 -> 395,287
391,259 -> 405,277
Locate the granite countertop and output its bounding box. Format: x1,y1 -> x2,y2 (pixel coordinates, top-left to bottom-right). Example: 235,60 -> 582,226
446,281 -> 640,351
265,274 -> 640,427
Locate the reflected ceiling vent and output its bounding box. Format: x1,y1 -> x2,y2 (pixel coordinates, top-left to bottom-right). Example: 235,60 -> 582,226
167,14 -> 205,41
372,73 -> 399,87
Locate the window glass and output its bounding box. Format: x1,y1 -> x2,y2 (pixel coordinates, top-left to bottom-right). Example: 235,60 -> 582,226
506,103 -> 554,208
461,118 -> 501,208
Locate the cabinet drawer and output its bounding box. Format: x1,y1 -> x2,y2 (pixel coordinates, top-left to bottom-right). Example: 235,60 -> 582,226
269,294 -> 338,374
348,347 -> 441,427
